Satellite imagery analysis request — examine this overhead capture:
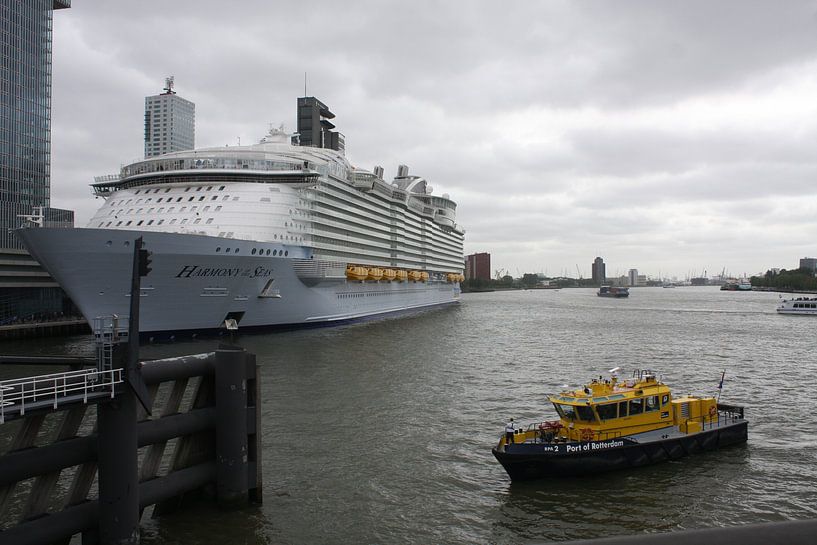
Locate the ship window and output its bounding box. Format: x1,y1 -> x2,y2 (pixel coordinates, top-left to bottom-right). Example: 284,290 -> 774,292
215,206 -> 222,211
181,219 -> 188,225
618,401 -> 628,417
168,207 -> 175,212
165,188 -> 170,193
147,220 -> 154,225
206,218 -> 214,224
116,221 -> 123,226
198,196 -> 205,201
597,403 -> 617,420
170,219 -> 177,224
576,405 -> 595,422
193,218 -> 201,224
126,221 -> 132,226
285,251 -> 288,256
645,396 -> 659,412
196,186 -> 202,191
225,248 -> 231,253
180,207 -> 187,212
629,398 -> 644,415
158,208 -> 164,213
157,198 -> 163,203
191,206 -> 198,212
219,186 -> 225,190
176,197 -> 182,202
273,250 -> 277,256
185,187 -> 190,192
252,248 -> 256,255
157,220 -> 164,225
148,208 -> 154,213
211,196 -> 218,201
207,186 -> 213,191
266,249 -> 270,255
216,247 -> 221,252
137,220 -> 144,226
135,190 -> 141,195
188,197 -> 195,202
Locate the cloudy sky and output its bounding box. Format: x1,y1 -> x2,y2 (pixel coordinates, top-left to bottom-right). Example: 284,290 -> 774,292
50,1 -> 817,279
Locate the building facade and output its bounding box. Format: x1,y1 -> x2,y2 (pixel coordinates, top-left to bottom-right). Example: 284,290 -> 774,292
628,269 -> 638,286
592,257 -> 606,285
0,0 -> 78,324
0,0 -> 73,250
799,257 -> 817,273
144,77 -> 195,158
296,96 -> 345,153
465,252 -> 491,282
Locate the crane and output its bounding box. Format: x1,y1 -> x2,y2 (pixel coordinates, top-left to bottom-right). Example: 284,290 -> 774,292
575,264 -> 582,280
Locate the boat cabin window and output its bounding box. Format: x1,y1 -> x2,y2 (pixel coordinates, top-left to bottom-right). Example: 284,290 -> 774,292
597,403 -> 617,420
629,398 -> 644,415
554,404 -> 595,422
618,401 -> 628,417
645,395 -> 659,412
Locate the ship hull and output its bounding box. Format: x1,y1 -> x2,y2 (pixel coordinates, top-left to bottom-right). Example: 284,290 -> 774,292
17,228 -> 460,336
492,420 -> 748,481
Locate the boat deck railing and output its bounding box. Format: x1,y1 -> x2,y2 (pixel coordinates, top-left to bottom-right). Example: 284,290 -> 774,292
509,405 -> 746,447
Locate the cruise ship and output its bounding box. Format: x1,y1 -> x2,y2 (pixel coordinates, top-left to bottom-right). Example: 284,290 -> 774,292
17,97 -> 465,336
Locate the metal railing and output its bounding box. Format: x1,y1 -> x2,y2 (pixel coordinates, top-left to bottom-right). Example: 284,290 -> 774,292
0,368 -> 123,423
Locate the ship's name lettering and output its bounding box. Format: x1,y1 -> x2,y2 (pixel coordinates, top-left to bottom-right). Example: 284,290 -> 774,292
175,265 -> 272,279
565,439 -> 625,453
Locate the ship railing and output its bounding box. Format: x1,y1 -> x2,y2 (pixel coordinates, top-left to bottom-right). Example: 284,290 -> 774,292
0,368 -> 124,423
686,406 -> 744,431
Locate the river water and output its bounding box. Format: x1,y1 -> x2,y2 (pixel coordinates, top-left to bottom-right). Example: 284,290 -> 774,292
3,287 -> 816,544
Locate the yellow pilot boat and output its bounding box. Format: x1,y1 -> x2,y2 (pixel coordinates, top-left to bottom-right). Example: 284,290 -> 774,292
493,369 -> 748,480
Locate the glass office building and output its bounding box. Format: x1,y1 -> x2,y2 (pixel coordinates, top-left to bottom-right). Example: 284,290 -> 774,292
0,0 -> 73,250
0,0 -> 76,325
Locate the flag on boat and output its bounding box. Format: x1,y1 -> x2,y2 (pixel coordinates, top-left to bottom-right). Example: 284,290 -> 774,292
717,371 -> 725,390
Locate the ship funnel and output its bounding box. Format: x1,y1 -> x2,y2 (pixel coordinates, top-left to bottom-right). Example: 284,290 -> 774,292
374,165 -> 384,179
397,164 -> 409,178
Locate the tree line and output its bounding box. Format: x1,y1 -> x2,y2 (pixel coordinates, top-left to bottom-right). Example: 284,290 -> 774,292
750,268 -> 817,291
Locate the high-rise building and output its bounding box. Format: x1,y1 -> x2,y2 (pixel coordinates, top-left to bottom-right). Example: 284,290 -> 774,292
296,97 -> 345,153
0,0 -> 76,324
799,257 -> 817,273
465,252 -> 491,281
144,77 -> 195,158
591,257 -> 606,285
628,269 -> 638,287
1,0 -> 74,250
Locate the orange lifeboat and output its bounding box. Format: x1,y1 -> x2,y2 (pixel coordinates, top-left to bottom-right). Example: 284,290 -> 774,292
446,273 -> 457,283
457,274 -> 465,282
395,270 -> 408,282
419,271 -> 429,283
382,269 -> 397,282
346,265 -> 368,281
408,270 -> 422,282
366,267 -> 384,281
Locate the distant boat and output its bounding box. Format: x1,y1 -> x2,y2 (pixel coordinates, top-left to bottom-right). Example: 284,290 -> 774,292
662,283 -> 676,289
776,296 -> 817,315
598,286 -> 629,298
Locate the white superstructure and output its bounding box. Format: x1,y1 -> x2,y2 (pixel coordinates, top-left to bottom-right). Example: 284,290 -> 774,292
776,297 -> 817,315
18,99 -> 464,336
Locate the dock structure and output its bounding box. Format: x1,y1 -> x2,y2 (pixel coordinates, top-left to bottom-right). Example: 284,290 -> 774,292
0,348 -> 262,544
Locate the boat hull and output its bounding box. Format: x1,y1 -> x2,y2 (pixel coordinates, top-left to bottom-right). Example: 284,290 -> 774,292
492,420 -> 748,481
16,227 -> 460,336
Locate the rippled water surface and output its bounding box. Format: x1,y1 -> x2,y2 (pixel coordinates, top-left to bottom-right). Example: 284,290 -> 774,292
3,287 -> 816,544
